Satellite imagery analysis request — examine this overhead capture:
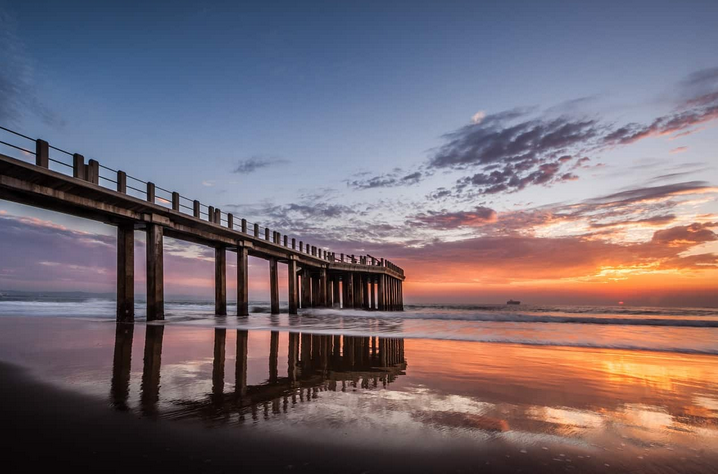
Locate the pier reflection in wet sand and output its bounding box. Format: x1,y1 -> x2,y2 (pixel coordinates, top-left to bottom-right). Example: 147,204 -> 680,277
111,324 -> 407,422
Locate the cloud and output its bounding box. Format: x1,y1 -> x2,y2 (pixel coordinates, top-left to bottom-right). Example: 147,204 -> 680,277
603,67 -> 718,146
670,146 -> 688,154
584,181 -> 717,207
590,214 -> 676,229
652,222 -> 718,246
471,110 -> 486,124
427,109 -> 606,195
411,206 -> 498,230
232,155 -> 289,174
346,170 -> 424,190
418,67 -> 718,197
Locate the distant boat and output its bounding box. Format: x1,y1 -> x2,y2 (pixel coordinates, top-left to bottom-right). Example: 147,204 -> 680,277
506,299 -> 520,305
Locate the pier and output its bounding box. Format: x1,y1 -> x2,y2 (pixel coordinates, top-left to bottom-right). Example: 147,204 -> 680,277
0,127 -> 405,320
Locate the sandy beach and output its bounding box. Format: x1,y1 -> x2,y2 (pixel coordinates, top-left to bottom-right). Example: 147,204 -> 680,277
2,315 -> 718,473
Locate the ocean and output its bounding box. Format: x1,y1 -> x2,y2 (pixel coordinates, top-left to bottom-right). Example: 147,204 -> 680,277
2,293 -> 718,355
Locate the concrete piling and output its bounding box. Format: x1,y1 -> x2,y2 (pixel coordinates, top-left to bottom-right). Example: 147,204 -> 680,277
146,223 -> 164,321
237,244 -> 249,316
117,223 -> 134,322
288,257 -> 298,314
269,258 -> 280,314
215,246 -> 227,315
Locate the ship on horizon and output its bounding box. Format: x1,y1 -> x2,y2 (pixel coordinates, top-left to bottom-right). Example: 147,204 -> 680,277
507,299 -> 521,305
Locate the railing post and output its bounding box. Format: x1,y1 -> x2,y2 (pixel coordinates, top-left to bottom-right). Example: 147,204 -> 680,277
283,235 -> 288,247
254,223 -> 259,237
117,171 -> 127,193
291,238 -> 296,249
208,206 -> 214,221
300,242 -> 304,252
227,213 -> 233,229
146,182 -> 155,203
35,139 -> 49,168
265,228 -> 270,240
172,192 -> 180,211
193,200 -> 200,218
73,153 -> 85,179
241,218 -> 247,233
87,159 -> 99,184
214,208 -> 221,224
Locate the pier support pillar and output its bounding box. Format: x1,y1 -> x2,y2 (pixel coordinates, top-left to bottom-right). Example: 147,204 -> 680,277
269,258 -> 280,314
363,275 -> 370,309
215,246 -> 227,315
333,275 -> 341,308
146,223 -> 164,321
116,223 -> 134,322
236,245 -> 249,316
346,273 -> 355,309
319,268 -> 328,307
288,257 -> 298,314
378,275 -> 386,311
370,277 -> 376,310
301,271 -> 310,309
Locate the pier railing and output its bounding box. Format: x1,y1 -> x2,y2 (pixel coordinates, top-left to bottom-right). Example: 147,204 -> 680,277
0,126 -> 404,276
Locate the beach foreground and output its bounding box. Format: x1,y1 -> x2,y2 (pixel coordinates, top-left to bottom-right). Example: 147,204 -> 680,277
1,315 -> 718,473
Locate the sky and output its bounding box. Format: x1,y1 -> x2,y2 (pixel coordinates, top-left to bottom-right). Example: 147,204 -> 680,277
1,0 -> 718,307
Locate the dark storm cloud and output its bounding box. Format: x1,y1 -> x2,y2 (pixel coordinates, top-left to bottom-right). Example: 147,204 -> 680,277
232,155 -> 289,174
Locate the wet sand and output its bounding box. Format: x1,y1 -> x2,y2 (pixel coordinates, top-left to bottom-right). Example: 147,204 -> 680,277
2,316 -> 718,473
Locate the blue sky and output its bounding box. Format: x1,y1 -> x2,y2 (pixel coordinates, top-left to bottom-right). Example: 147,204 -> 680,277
1,0 -> 718,305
